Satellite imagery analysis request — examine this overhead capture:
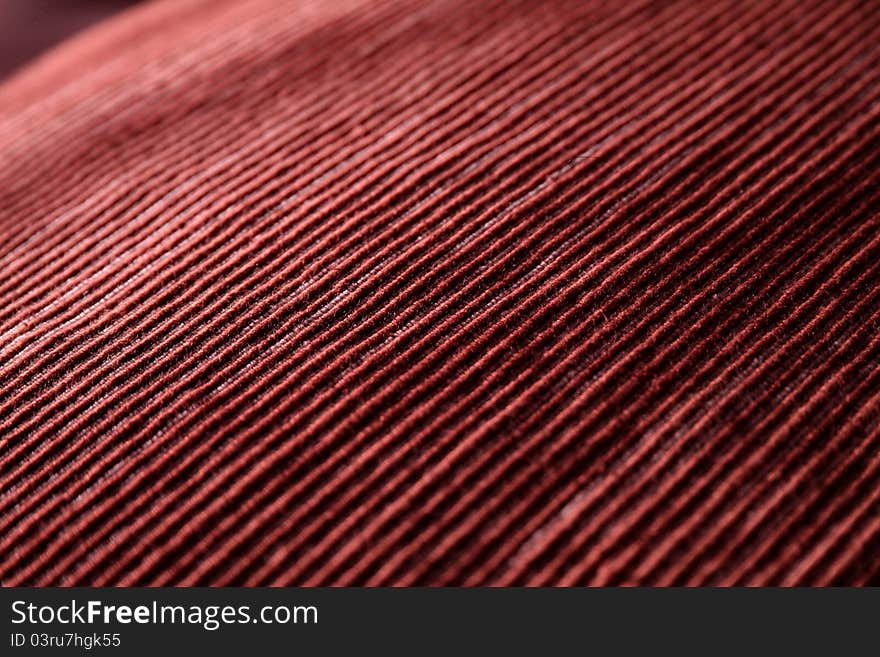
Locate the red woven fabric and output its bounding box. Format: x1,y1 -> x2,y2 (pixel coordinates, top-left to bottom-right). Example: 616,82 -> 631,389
1,0 -> 879,586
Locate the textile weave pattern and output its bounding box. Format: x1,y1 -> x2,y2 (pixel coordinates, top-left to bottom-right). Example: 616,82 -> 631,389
0,0 -> 879,585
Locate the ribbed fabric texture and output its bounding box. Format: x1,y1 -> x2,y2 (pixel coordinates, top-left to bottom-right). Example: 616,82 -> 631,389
1,0 -> 879,586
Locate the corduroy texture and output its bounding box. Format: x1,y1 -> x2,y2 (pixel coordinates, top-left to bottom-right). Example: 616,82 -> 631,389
1,0 -> 879,586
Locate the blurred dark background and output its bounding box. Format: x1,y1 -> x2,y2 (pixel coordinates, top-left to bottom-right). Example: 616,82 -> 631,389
0,0 -> 139,80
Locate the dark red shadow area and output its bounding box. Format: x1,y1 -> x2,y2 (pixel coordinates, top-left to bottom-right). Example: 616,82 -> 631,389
0,0 -> 138,80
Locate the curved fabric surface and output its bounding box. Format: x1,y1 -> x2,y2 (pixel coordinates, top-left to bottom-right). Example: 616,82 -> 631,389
1,0 -> 879,586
